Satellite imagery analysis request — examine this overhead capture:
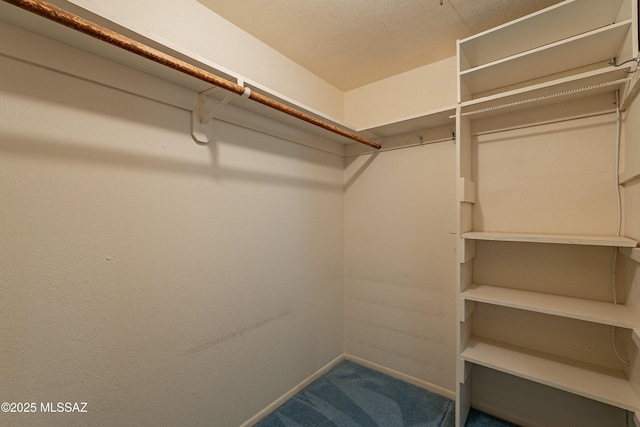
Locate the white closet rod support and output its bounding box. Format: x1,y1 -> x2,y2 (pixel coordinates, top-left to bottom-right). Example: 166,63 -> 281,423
2,0 -> 382,150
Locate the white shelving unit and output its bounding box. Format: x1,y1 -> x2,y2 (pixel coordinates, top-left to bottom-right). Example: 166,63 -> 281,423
457,0 -> 628,70
455,0 -> 640,426
457,0 -> 635,103
459,21 -> 631,97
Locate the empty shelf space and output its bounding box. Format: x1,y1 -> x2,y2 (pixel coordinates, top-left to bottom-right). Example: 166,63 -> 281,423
461,337 -> 640,411
459,20 -> 631,96
462,284 -> 638,328
461,231 -> 637,247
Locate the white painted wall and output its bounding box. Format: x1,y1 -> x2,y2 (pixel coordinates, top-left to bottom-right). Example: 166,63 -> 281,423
343,138 -> 458,394
0,38 -> 344,426
473,111 -> 619,235
344,57 -> 457,130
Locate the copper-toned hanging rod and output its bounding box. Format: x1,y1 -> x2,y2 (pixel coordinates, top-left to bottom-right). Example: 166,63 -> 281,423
3,0 -> 381,150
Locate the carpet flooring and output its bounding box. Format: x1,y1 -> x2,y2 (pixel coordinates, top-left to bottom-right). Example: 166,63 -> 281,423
254,360 -> 517,427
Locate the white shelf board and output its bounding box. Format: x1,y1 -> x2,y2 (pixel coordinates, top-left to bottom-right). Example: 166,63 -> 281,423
462,231 -> 637,247
459,21 -> 631,96
462,284 -> 638,328
458,0 -> 627,69
459,66 -> 630,117
361,105 -> 456,139
461,337 -> 640,411
0,1 -> 369,146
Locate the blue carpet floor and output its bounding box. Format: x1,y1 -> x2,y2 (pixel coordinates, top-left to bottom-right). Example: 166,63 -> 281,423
254,360 -> 517,427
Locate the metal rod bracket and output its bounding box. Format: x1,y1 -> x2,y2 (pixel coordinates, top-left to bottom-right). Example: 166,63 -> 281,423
609,58 -> 640,73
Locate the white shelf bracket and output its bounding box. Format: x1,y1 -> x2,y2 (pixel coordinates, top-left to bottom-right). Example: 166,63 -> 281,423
191,86 -> 239,144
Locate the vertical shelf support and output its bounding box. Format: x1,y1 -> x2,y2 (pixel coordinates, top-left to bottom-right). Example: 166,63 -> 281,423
458,177 -> 476,204
456,108 -> 474,427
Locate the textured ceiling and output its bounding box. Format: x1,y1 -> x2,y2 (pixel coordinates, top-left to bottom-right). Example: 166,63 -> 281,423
197,0 -> 564,91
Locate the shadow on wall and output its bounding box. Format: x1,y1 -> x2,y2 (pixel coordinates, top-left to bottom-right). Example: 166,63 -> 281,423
0,130 -> 344,193
343,152 -> 379,191
0,54 -> 344,192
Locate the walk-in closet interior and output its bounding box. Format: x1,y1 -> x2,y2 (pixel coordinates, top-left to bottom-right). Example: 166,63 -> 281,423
1,0 -> 640,426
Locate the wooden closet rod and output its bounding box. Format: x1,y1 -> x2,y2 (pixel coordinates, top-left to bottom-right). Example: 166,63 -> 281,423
4,0 -> 382,150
